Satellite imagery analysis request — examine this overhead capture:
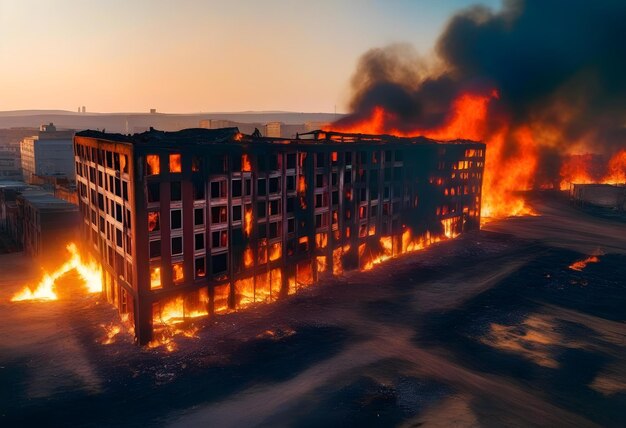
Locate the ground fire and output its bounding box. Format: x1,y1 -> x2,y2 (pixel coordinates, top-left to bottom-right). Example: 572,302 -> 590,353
11,243 -> 102,301
64,127 -> 484,345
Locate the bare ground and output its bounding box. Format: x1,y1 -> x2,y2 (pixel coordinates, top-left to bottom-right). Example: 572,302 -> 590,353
0,191 -> 625,427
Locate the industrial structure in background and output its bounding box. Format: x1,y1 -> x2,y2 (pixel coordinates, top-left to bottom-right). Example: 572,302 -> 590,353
74,127 -> 485,344
0,181 -> 78,257
20,123 -> 75,183
570,183 -> 626,211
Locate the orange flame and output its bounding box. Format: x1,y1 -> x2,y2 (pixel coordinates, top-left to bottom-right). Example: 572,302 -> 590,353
243,246 -> 254,268
604,150 -> 626,184
241,154 -> 252,172
569,255 -> 600,271
244,206 -> 253,237
11,243 -> 102,301
169,153 -> 182,173
146,154 -> 160,175
326,90 -> 539,220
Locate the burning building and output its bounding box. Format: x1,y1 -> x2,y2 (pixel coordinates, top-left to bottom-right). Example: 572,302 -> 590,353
73,127 -> 484,344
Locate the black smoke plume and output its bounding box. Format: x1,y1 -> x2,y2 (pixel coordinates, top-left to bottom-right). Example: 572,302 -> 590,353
335,0 -> 626,185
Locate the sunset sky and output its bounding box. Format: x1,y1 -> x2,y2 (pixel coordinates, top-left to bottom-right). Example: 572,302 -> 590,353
0,0 -> 500,113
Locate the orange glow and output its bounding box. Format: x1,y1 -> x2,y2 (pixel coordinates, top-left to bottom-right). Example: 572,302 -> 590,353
316,256 -> 327,273
146,155 -> 160,175
241,153 -> 252,172
315,232 -> 328,249
559,154 -> 595,189
11,243 -> 102,301
150,266 -> 161,290
173,262 -> 184,282
235,277 -> 255,308
243,246 -> 254,268
569,255 -> 600,271
604,150 -> 626,184
441,217 -> 460,239
148,212 -> 160,232
213,283 -> 230,314
332,244 -> 351,275
269,242 -> 282,261
149,290 -> 209,350
169,153 -> 182,173
325,90 -> 541,221
243,206 -> 253,237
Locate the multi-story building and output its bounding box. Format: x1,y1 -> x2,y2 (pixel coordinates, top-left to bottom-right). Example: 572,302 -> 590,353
18,189 -> 79,258
0,148 -> 22,181
21,123 -> 75,183
73,128 -> 485,344
0,182 -> 78,256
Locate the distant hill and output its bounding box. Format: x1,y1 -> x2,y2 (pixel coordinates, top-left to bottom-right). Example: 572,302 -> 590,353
0,110 -> 343,133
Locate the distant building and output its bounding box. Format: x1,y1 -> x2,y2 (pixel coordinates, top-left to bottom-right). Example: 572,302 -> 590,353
0,182 -> 76,256
18,189 -> 79,257
20,123 -> 75,183
150,109 -> 157,114
0,148 -> 22,181
199,119 -> 236,129
264,122 -> 281,138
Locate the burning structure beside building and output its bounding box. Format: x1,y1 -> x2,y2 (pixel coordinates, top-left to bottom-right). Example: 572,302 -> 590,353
74,127 -> 485,344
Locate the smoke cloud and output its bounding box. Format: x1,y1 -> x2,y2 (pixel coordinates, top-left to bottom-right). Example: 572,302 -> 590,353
336,0 -> 626,185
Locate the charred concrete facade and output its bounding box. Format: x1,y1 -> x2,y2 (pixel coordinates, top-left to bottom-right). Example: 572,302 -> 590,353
74,128 -> 485,344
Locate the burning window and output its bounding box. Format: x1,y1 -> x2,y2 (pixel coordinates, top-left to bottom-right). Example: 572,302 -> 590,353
298,236 -> 309,252
195,257 -> 206,278
243,205 -> 253,237
315,232 -> 328,249
148,212 -> 160,232
211,206 -> 227,224
211,230 -> 228,248
192,156 -> 202,172
172,262 -> 184,283
243,246 -> 254,268
170,154 -> 182,173
241,154 -> 252,172
150,266 -> 161,290
269,242 -> 281,261
146,155 -> 160,175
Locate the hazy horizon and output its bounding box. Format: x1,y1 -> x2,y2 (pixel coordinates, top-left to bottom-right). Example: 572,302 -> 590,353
0,0 -> 501,113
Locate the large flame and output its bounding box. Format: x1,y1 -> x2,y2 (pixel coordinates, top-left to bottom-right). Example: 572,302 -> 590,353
327,90 -> 537,220
560,150 -> 626,188
11,243 -> 102,301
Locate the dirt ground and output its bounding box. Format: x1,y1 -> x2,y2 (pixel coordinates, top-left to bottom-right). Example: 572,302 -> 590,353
0,191 -> 624,427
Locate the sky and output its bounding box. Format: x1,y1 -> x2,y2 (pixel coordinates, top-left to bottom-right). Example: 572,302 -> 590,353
0,0 -> 501,113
